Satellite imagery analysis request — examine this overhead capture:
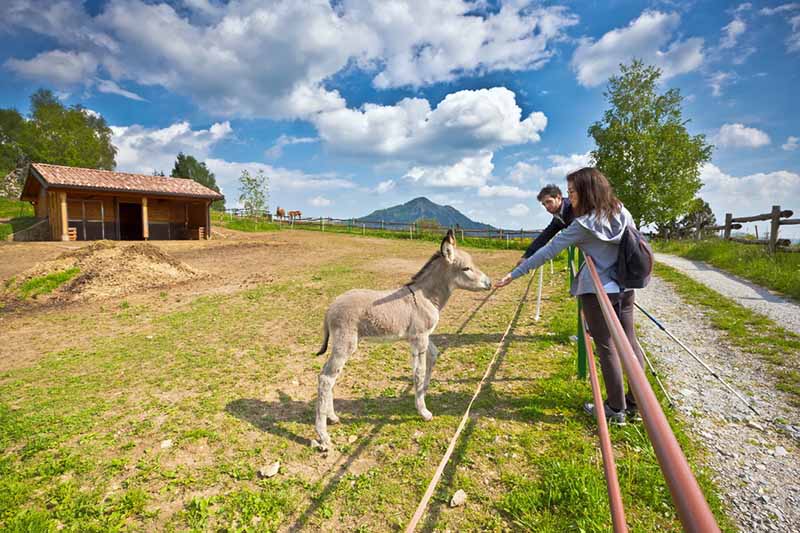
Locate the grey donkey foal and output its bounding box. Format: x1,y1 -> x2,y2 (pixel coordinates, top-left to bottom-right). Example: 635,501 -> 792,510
314,230 -> 491,450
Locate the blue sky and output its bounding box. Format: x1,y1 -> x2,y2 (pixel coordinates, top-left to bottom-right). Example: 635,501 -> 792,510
2,0 -> 799,236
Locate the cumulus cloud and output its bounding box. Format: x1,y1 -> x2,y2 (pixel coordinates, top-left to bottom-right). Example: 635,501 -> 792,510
111,120 -> 232,174
309,195 -> 332,207
375,179 -> 396,193
714,123 -> 771,148
699,163 -> 800,237
571,10 -> 704,87
507,203 -> 530,217
3,0 -> 579,120
720,18 -> 746,49
477,184 -> 536,198
265,135 -> 319,159
783,136 -> 799,150
314,87 -> 547,165
5,50 -> 97,85
404,152 -> 494,188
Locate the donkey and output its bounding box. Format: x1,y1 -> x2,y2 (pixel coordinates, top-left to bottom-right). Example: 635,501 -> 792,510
314,230 -> 491,450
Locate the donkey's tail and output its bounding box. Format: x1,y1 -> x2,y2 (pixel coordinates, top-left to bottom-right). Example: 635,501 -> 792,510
316,320 -> 330,355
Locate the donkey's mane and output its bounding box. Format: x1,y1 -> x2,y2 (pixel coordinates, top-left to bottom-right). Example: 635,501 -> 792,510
405,251 -> 443,286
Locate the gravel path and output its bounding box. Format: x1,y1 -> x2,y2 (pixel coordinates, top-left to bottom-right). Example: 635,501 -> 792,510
655,253 -> 800,336
636,276 -> 800,532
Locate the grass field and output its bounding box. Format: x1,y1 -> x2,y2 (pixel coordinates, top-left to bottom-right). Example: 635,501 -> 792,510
0,230 -> 732,531
0,197 -> 36,241
654,238 -> 800,301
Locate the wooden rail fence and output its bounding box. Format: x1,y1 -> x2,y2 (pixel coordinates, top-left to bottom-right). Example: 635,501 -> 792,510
700,205 -> 797,253
221,209 -> 544,245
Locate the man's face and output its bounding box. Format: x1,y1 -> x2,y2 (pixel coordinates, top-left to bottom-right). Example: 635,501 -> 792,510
540,195 -> 562,215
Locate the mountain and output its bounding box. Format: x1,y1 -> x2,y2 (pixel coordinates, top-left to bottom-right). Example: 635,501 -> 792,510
357,197 -> 495,230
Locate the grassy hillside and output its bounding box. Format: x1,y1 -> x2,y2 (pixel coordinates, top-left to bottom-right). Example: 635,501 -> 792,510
0,197 -> 36,240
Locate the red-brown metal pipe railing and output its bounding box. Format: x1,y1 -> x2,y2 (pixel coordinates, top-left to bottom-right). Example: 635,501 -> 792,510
580,311 -> 628,533
582,255 -> 720,533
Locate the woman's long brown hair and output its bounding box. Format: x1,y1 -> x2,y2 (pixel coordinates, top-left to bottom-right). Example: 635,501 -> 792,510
567,167 -> 621,221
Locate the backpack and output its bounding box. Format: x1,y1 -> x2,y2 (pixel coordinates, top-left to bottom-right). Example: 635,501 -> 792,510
615,226 -> 653,289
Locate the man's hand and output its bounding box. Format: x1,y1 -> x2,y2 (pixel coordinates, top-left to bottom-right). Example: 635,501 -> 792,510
494,274 -> 513,288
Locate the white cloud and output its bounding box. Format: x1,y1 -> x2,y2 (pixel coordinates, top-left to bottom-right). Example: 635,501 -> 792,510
363,2 -> 579,88
309,195 -> 332,207
404,152 -> 494,188
782,136 -> 799,151
715,123 -> 771,148
265,135 -> 318,159
759,3 -> 800,16
111,120 -> 232,174
720,18 -> 746,49
571,10 -> 704,87
477,184 -> 536,198
5,50 -> 97,85
708,71 -> 734,97
508,161 -> 546,184
313,87 -> 547,165
546,152 -> 593,178
699,163 -> 800,237
734,3 -> 752,13
96,79 -> 146,101
760,3 -> 800,52
3,0 -> 579,120
375,179 -> 396,193
507,203 -> 530,217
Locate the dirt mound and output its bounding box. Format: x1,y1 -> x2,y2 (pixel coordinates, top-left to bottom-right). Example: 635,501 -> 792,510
4,241 -> 200,304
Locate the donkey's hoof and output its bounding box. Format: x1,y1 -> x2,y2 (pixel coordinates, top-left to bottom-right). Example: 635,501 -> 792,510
327,413 -> 340,424
312,438 -> 331,452
419,409 -> 433,421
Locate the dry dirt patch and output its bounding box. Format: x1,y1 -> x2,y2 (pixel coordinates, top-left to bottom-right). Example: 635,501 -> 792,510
3,240 -> 200,305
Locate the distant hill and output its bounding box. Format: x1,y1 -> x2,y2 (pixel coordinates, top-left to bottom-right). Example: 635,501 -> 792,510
358,197 -> 495,230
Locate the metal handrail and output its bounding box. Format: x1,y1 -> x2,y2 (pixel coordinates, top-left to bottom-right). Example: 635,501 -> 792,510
582,255 -> 720,533
580,311 -> 628,532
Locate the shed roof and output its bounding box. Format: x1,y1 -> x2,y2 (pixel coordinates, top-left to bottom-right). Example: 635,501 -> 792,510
25,163 -> 224,200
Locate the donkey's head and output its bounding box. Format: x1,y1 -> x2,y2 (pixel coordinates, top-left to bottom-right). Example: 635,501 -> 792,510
438,229 -> 491,291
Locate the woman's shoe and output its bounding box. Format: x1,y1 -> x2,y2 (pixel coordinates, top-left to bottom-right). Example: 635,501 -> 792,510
583,401 -> 626,425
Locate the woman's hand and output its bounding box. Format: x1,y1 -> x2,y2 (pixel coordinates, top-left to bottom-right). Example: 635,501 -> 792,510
494,274 -> 513,288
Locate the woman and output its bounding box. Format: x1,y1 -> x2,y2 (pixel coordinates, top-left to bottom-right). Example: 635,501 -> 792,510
495,167 -> 645,423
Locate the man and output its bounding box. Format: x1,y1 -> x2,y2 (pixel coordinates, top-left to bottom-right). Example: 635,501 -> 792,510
516,184 -> 574,266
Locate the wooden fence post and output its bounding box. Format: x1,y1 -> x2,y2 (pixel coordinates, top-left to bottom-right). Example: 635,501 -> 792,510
769,205 -> 781,254
723,213 -> 733,240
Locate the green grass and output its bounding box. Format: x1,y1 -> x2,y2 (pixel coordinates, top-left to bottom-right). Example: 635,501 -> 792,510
212,211 -> 535,252
0,243 -> 733,531
654,238 -> 800,301
654,262 -> 800,403
0,197 -> 33,219
16,268 -> 80,299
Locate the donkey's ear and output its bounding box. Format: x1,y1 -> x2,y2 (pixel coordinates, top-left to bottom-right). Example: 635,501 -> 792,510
441,229 -> 456,262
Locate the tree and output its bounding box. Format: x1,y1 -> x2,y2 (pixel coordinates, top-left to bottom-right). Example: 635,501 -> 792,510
24,89 -> 117,171
171,152 -> 224,210
657,197 -> 716,238
238,169 -> 269,215
589,60 -> 713,228
0,108 -> 26,177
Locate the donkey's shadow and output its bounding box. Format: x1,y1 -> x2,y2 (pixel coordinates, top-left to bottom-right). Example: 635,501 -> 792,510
226,383 -> 568,447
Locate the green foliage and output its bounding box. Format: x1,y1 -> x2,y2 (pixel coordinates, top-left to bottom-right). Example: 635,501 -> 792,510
17,268 -> 80,299
238,169 -> 269,215
8,90 -> 117,177
170,152 -> 224,210
655,238 -> 800,301
0,108 -> 26,176
589,60 -> 713,228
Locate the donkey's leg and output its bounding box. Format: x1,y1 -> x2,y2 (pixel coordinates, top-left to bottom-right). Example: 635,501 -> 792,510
411,336 -> 432,421
326,336 -> 357,424
315,333 -> 356,449
423,340 -> 439,395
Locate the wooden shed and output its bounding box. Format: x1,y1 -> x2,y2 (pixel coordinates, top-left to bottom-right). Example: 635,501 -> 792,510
19,163 -> 224,241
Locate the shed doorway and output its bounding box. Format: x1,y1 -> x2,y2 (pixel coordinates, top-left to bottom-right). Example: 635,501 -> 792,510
119,203 -> 143,240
